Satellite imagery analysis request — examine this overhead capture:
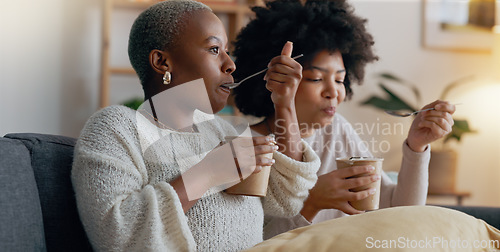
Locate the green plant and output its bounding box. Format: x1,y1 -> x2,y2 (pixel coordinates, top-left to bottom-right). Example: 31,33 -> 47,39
122,97 -> 144,110
361,72 -> 476,143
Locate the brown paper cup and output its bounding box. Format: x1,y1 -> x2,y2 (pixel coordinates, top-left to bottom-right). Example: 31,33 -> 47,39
336,157 -> 383,211
224,136 -> 273,197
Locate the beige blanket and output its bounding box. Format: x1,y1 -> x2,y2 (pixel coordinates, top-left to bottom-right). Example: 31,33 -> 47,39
247,206 -> 500,252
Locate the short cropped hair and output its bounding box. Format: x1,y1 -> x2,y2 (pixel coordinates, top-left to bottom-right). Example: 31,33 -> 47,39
128,0 -> 211,88
232,0 -> 378,118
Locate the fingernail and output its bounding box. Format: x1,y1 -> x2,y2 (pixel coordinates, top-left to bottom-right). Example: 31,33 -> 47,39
270,159 -> 275,164
373,175 -> 381,181
369,188 -> 376,195
268,135 -> 276,143
368,166 -> 375,171
272,145 -> 279,151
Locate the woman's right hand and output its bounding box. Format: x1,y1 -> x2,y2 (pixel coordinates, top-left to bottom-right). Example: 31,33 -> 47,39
300,165 -> 381,220
180,135 -> 277,202
228,135 -> 278,180
174,135 -> 277,211
201,135 -> 278,189
264,41 -> 302,110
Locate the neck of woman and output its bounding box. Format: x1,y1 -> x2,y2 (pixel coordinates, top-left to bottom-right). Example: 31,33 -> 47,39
144,97 -> 196,133
143,79 -> 204,132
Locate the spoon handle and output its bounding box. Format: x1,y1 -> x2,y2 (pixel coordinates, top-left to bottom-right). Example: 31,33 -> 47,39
235,68 -> 269,86
228,54 -> 304,89
412,107 -> 435,115
413,103 -> 462,115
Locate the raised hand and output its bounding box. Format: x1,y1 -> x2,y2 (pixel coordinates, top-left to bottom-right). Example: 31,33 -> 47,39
263,41 -> 304,160
407,100 -> 456,152
264,41 -> 303,109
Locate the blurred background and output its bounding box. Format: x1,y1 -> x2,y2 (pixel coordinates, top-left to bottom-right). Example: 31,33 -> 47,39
1,0 -> 499,207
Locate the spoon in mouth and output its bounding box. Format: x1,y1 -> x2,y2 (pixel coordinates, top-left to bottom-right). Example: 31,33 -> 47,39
222,54 -> 304,89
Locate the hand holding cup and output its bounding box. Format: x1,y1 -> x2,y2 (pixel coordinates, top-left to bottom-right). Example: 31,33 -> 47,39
225,134 -> 277,197
335,157 -> 384,211
303,164 -> 381,218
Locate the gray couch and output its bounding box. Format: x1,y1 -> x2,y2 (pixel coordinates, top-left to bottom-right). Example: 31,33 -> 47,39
1,133 -> 499,251
0,133 -> 92,252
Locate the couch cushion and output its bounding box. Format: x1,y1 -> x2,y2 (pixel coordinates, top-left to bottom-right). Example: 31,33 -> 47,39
0,137 -> 46,252
5,133 -> 92,252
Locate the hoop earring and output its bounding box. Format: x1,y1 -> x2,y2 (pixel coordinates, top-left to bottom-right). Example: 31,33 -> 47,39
163,71 -> 171,85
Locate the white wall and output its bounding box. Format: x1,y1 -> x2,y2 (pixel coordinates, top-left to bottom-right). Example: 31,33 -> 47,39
1,0 -> 102,137
1,0 -> 498,206
343,0 -> 500,207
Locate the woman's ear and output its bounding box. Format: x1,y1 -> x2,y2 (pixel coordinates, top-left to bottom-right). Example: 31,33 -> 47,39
149,49 -> 171,75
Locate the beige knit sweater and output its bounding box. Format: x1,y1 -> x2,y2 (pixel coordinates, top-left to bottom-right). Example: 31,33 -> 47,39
71,105 -> 320,251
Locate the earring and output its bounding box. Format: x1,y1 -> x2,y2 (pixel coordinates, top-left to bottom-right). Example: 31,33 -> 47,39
163,71 -> 171,85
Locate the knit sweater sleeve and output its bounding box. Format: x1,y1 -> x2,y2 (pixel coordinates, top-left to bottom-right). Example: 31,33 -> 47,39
71,106 -> 196,252
261,140 -> 320,217
379,141 -> 430,207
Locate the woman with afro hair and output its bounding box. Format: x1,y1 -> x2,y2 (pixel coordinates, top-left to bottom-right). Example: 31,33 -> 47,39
232,0 -> 456,239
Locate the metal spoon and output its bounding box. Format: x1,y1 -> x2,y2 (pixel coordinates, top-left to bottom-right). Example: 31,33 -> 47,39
384,107 -> 436,117
222,54 -> 304,89
385,103 -> 461,117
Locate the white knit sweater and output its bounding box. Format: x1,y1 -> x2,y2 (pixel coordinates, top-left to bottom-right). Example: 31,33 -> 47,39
71,105 -> 320,251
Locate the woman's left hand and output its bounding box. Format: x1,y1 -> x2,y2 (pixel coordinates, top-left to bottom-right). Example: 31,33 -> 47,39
264,41 -> 303,109
407,100 -> 456,152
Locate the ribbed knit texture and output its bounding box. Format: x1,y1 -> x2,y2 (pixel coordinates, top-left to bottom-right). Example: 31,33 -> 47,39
72,105 -> 320,251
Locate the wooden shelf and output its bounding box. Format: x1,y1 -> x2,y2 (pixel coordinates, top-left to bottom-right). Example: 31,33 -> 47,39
110,67 -> 136,75
99,0 -> 257,108
113,0 -> 160,8
209,3 -> 250,14
112,0 -> 251,12
428,191 -> 471,206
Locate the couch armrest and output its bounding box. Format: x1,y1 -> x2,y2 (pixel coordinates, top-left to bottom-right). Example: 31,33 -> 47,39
0,137 -> 46,251
4,133 -> 92,251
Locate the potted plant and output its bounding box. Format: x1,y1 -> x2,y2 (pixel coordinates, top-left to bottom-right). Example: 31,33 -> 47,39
360,72 -> 476,194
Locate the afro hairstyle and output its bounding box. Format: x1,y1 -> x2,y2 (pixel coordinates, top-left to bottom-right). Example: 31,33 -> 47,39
232,0 -> 378,118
